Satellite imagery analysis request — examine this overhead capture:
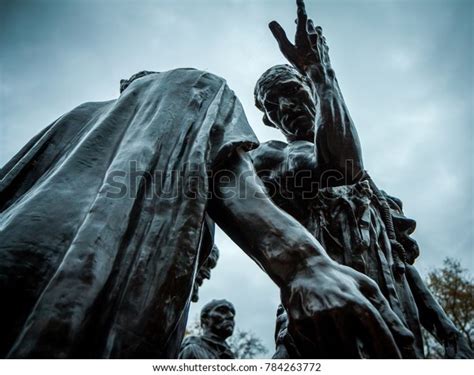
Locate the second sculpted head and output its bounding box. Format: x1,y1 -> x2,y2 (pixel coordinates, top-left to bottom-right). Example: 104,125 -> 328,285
254,64 -> 317,142
200,299 -> 235,340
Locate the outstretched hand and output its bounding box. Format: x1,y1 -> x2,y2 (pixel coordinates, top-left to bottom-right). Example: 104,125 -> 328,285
282,259 -> 417,358
269,0 -> 334,84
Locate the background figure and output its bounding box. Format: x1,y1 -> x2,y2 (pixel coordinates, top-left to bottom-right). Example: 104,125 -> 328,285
192,245 -> 220,303
179,300 -> 236,359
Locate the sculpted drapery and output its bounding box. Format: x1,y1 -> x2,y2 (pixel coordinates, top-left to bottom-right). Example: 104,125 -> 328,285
0,69 -> 258,358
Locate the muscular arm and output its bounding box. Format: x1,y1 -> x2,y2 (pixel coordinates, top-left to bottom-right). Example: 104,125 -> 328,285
208,150 -> 329,286
269,0 -> 364,179
305,6 -> 364,176
208,150 -> 415,358
312,76 -> 364,178
406,265 -> 473,358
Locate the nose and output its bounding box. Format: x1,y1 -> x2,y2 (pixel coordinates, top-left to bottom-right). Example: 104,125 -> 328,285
224,313 -> 234,322
224,318 -> 234,326
201,268 -> 211,280
278,97 -> 295,110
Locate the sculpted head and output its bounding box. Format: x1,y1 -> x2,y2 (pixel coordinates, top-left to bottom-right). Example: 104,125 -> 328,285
192,245 -> 220,303
254,64 -> 317,142
200,299 -> 235,340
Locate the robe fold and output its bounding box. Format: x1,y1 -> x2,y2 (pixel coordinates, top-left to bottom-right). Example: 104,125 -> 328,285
0,68 -> 259,358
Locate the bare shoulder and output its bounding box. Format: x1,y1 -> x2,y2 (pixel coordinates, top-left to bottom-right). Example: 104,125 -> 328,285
286,140 -> 317,171
249,140 -> 288,172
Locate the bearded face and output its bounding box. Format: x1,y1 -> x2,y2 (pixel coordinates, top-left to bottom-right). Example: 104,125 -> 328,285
203,303 -> 235,339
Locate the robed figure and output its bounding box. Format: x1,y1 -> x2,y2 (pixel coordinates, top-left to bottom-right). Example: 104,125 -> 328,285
0,69 -> 258,358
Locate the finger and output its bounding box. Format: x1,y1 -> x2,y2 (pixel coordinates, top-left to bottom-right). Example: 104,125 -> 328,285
285,291 -> 326,357
315,298 -> 392,358
295,0 -> 311,49
353,303 -> 403,358
297,0 -> 307,17
307,19 -> 319,47
316,26 -> 324,62
288,317 -> 324,357
286,290 -> 365,359
307,19 -> 317,34
318,313 -> 361,358
330,308 -> 367,358
373,300 -> 417,358
269,21 -> 298,62
321,37 -> 330,65
289,306 -> 370,358
361,280 -> 416,357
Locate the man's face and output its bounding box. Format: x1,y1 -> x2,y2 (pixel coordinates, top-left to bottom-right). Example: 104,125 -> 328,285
261,76 -> 316,141
191,247 -> 219,302
206,304 -> 235,339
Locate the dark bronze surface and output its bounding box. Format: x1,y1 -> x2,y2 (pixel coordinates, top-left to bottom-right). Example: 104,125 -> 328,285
179,299 -> 235,359
253,0 -> 471,359
0,0 -> 469,359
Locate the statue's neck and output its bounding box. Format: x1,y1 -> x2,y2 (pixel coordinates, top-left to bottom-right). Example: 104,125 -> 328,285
202,330 -> 226,344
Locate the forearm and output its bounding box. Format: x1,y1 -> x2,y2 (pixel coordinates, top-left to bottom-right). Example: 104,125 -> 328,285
309,72 -> 364,175
314,77 -> 351,130
208,150 -> 330,287
406,265 -> 459,340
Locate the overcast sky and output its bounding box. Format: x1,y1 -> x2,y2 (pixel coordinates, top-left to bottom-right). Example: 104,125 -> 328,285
1,0 -> 472,356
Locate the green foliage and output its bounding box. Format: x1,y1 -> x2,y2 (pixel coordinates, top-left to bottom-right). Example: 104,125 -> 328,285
423,258 -> 473,357
228,329 -> 268,359
184,316 -> 202,337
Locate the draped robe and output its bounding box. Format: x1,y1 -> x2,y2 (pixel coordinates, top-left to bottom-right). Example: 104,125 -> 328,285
0,68 -> 258,358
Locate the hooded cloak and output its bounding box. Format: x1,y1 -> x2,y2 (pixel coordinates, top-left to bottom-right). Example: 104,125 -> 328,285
0,68 -> 258,358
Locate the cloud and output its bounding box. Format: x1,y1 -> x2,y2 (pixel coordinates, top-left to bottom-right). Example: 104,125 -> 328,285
1,0 -> 472,356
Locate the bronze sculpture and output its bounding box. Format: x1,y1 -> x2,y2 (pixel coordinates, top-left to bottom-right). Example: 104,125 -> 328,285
179,299 -> 235,359
0,66 -> 413,358
0,0 -> 465,359
192,245 -> 220,303
251,0 -> 472,359
165,244 -> 220,358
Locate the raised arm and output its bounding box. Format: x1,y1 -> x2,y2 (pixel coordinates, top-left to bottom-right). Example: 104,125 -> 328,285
208,150 -> 415,358
269,0 -> 364,180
